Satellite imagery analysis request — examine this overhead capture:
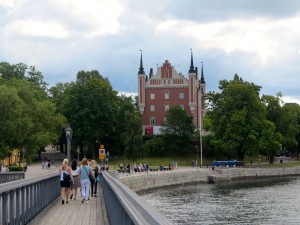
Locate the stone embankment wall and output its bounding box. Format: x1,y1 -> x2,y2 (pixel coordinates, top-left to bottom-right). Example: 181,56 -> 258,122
0,172 -> 25,184
217,167 -> 300,181
118,170 -> 210,192
118,167 -> 300,192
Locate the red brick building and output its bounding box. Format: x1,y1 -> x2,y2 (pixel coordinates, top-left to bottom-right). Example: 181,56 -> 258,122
138,51 -> 206,135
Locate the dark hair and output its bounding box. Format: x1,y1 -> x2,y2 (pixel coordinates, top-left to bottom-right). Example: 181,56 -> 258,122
71,160 -> 77,170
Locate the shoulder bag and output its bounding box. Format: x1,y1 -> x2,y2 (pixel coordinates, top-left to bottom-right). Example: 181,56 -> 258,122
83,166 -> 94,182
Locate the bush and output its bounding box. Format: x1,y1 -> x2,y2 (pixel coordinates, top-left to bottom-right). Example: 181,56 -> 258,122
8,165 -> 24,172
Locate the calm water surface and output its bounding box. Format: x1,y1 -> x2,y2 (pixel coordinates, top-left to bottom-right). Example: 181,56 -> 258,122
139,177 -> 300,225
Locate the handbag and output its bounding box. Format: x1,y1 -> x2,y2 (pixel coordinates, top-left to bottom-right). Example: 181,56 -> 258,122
83,166 -> 94,182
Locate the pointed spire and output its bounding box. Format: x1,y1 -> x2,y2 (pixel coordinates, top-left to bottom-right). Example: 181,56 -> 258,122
189,48 -> 195,73
200,62 -> 206,84
149,68 -> 153,79
138,50 -> 145,75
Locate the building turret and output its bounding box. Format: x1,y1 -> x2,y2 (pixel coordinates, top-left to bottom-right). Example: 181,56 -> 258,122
138,50 -> 145,75
200,63 -> 205,84
189,49 -> 196,73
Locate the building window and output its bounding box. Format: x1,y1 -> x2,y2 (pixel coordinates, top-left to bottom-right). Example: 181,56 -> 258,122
150,105 -> 155,112
150,93 -> 155,99
164,117 -> 167,123
165,105 -> 169,111
150,116 -> 155,125
179,92 -> 184,99
180,105 -> 184,110
165,92 -> 170,99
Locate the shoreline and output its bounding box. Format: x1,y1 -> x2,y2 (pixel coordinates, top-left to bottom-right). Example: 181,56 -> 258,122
115,166 -> 300,191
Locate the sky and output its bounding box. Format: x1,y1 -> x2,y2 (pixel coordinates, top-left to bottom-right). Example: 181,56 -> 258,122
1,0 -> 300,104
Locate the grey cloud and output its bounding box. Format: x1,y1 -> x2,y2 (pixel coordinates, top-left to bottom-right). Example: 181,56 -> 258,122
124,0 -> 300,22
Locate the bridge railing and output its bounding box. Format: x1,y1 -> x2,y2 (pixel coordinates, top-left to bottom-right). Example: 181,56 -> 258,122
100,171 -> 174,225
0,174 -> 60,225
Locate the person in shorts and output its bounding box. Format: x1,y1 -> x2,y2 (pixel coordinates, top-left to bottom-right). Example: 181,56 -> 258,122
59,159 -> 73,204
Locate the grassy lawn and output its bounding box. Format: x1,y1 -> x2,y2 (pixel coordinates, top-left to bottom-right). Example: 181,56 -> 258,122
104,155 -> 214,169
256,161 -> 300,168
102,155 -> 300,170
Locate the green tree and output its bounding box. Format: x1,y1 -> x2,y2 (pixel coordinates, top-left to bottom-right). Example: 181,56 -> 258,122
0,62 -> 26,80
110,95 -> 137,156
143,135 -> 166,156
60,71 -> 118,159
279,103 -> 300,152
261,94 -> 300,158
0,79 -> 66,161
122,110 -> 145,161
160,105 -> 196,154
206,74 -> 278,160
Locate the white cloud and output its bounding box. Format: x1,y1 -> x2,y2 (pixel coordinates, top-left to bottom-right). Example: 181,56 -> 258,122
5,19 -> 68,39
118,91 -> 137,98
0,0 -> 18,10
156,16 -> 300,65
60,0 -> 123,38
282,96 -> 300,105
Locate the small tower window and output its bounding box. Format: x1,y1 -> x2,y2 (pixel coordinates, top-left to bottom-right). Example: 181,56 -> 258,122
179,93 -> 184,99
150,105 -> 155,112
165,92 -> 170,99
150,93 -> 155,99
165,105 -> 169,111
150,116 -> 155,125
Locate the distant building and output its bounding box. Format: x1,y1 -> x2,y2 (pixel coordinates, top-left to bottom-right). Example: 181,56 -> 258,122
137,51 -> 206,135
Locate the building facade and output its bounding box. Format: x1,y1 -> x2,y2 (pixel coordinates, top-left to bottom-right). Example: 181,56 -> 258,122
138,51 -> 206,135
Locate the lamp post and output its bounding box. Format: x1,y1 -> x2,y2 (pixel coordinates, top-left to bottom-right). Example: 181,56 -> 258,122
77,146 -> 80,162
22,148 -> 26,162
195,146 -> 199,166
196,82 -> 203,168
65,125 -> 72,165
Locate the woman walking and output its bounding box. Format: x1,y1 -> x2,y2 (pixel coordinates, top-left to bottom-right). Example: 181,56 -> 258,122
78,158 -> 94,204
59,159 -> 73,204
70,160 -> 79,200
90,160 -> 99,197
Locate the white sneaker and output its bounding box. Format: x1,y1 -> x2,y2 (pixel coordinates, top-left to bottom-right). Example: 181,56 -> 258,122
85,201 -> 89,204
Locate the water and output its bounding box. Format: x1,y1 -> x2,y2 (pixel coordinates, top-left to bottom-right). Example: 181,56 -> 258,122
139,177 -> 300,225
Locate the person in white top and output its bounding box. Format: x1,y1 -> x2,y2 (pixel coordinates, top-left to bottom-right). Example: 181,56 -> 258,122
70,159 -> 80,200
59,159 -> 73,204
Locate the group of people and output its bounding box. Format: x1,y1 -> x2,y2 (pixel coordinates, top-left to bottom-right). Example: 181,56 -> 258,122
59,158 -> 101,204
42,158 -> 54,169
121,162 -> 150,174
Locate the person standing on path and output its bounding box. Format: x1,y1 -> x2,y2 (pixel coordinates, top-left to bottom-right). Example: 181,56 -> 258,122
78,158 -> 94,204
70,160 -> 79,200
59,159 -> 73,204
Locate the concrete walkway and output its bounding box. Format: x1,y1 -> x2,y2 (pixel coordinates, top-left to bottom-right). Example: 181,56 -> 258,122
28,186 -> 109,225
24,146 -> 109,225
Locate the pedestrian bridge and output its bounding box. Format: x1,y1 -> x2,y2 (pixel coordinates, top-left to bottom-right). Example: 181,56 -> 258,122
0,170 -> 174,225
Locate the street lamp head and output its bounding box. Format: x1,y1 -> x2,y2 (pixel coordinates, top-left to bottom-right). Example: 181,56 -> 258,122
65,124 -> 72,139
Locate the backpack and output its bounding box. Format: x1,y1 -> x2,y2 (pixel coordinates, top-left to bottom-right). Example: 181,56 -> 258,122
63,171 -> 71,182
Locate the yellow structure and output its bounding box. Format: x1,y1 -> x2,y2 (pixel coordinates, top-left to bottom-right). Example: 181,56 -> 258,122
1,149 -> 21,167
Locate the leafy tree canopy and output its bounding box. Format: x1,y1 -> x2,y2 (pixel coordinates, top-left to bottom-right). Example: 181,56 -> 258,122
206,74 -> 280,160
58,71 -> 119,158
0,74 -> 66,161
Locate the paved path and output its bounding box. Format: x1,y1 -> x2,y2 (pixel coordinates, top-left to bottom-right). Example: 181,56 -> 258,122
28,186 -> 109,225
24,146 -> 109,225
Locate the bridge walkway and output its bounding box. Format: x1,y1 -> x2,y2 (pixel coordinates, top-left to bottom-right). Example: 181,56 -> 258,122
24,146 -> 109,225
